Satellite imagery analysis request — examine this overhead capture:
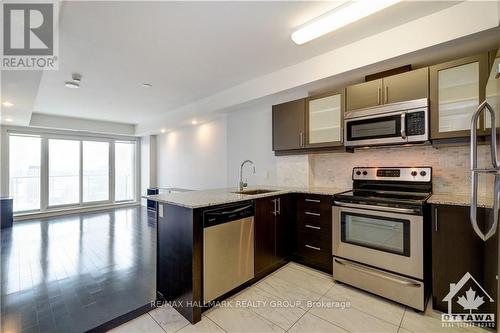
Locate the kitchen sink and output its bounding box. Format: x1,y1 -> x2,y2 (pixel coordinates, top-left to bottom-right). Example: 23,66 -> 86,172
233,189 -> 278,195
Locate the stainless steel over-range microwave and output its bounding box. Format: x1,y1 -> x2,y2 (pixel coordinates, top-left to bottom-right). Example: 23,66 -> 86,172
344,98 -> 429,147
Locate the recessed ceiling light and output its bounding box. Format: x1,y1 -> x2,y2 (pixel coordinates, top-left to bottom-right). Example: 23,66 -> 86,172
142,83 -> 152,88
161,129 -> 166,133
291,0 -> 402,45
5,118 -> 13,122
65,81 -> 80,89
191,120 -> 198,125
2,101 -> 14,107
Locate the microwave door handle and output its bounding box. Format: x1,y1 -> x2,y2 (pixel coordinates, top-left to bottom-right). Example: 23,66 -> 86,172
400,112 -> 407,139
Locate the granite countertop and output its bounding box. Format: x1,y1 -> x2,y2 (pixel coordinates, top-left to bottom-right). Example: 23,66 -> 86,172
144,186 -> 349,209
428,193 -> 494,208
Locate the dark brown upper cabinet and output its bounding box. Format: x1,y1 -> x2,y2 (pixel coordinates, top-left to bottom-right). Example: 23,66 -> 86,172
272,99 -> 306,151
346,68 -> 429,112
305,89 -> 344,148
430,52 -> 490,139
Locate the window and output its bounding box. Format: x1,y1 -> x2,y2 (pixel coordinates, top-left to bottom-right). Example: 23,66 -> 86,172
115,141 -> 135,201
9,135 -> 41,212
83,141 -> 109,202
8,132 -> 137,214
48,139 -> 80,206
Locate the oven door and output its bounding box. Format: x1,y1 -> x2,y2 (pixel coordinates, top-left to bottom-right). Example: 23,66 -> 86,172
332,204 -> 423,279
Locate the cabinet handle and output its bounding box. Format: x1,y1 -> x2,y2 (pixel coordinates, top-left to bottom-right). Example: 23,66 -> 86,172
305,198 -> 320,203
272,199 -> 277,216
277,198 -> 281,215
385,86 -> 389,104
377,87 -> 381,105
299,132 -> 304,147
434,208 -> 438,232
305,224 -> 321,230
305,211 -> 320,216
305,244 -> 321,251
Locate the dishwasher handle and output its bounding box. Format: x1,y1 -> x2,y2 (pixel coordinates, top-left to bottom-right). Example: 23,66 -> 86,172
204,203 -> 254,227
208,204 -> 253,216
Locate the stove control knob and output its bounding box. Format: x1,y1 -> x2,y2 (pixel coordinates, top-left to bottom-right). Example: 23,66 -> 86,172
420,171 -> 427,177
411,171 -> 418,177
362,171 -> 368,176
356,171 -> 361,176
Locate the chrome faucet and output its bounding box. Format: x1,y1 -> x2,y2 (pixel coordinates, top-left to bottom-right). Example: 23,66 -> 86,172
239,160 -> 255,191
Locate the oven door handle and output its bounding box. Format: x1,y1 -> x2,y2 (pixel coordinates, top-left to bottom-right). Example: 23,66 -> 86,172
334,258 -> 421,287
333,201 -> 418,214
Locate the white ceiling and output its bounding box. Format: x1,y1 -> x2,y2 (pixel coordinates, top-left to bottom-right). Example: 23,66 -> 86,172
1,0 -> 464,128
35,1 -> 345,124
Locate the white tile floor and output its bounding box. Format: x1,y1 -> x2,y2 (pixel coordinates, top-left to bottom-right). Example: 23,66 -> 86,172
109,263 -> 489,333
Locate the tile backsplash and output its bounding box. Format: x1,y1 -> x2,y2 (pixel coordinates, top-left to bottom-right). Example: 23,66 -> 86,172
277,144 -> 495,195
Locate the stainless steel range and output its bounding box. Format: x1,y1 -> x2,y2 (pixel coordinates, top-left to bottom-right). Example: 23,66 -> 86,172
332,167 -> 432,311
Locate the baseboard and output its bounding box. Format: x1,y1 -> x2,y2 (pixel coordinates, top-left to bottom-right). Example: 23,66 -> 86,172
85,303 -> 155,333
14,202 -> 141,221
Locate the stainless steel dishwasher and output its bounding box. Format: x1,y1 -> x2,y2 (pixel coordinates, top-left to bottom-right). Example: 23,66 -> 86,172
203,202 -> 254,303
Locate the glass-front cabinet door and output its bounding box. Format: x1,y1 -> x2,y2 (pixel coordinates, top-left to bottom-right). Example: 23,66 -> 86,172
430,53 -> 489,139
485,51 -> 500,129
306,90 -> 344,147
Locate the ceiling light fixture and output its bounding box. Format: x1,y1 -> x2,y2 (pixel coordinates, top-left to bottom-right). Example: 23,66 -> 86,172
2,101 -> 14,107
65,73 -> 82,89
5,118 -> 13,122
142,83 -> 153,88
65,81 -> 79,89
291,0 -> 402,45
161,129 -> 166,133
191,120 -> 198,125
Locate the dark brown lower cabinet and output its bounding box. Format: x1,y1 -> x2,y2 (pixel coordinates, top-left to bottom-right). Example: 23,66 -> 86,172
276,195 -> 293,262
254,195 -> 290,278
292,194 -> 332,273
431,204 -> 497,322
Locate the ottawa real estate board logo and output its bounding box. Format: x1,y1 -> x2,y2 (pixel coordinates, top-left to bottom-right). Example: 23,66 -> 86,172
441,272 -> 495,328
2,1 -> 58,70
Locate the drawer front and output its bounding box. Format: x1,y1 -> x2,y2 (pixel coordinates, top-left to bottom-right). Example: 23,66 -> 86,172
297,194 -> 332,234
296,230 -> 331,263
300,194 -> 331,211
333,257 -> 425,311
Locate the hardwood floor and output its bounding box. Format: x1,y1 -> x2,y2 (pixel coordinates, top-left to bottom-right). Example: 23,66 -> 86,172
1,206 -> 156,333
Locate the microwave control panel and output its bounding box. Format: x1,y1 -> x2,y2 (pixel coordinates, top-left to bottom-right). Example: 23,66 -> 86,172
406,111 -> 426,136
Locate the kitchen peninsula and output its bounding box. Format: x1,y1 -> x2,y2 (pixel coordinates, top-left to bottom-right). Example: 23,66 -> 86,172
146,186 -> 347,324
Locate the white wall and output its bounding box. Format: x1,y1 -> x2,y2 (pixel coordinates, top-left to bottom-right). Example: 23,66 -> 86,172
154,106 -> 280,190
140,135 -> 150,205
226,106 -> 277,188
156,116 -> 228,190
